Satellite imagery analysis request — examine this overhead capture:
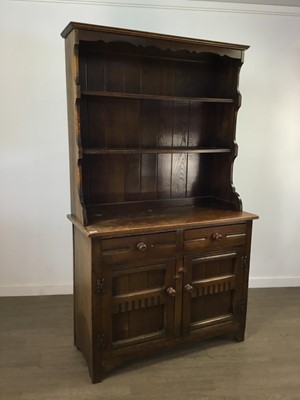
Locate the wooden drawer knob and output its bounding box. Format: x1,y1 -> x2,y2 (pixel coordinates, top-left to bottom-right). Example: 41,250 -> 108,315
212,232 -> 223,241
184,284 -> 194,294
166,287 -> 176,297
136,242 -> 147,252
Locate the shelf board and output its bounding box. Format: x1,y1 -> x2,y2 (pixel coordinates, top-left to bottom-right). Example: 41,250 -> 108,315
81,90 -> 235,104
82,148 -> 231,155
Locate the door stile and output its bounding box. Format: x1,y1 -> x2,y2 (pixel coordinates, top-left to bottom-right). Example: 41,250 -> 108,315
173,256 -> 184,338
164,259 -> 177,339
181,255 -> 193,336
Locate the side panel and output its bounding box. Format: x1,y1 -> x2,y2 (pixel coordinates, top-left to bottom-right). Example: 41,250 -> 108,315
238,220 -> 254,341
73,227 -> 93,376
65,31 -> 87,224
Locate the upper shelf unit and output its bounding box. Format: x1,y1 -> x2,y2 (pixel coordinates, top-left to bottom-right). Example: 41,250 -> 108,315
62,23 -> 248,224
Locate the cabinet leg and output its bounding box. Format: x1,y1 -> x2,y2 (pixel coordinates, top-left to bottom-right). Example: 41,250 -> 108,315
232,330 -> 245,342
91,367 -> 105,384
74,331 -> 80,350
74,342 -> 81,351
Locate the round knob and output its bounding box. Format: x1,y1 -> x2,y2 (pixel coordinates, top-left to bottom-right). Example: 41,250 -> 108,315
166,287 -> 176,297
136,242 -> 147,252
212,232 -> 223,241
184,284 -> 194,294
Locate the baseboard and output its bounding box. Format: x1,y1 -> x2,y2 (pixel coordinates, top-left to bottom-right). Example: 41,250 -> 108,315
1,278 -> 299,296
249,277 -> 300,288
0,284 -> 73,297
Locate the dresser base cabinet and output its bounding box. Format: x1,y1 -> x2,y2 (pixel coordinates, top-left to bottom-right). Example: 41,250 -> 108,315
72,216 -> 255,383
61,22 -> 258,383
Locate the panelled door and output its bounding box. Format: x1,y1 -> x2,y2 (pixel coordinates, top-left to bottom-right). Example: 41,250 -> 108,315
100,257 -> 177,358
181,249 -> 244,336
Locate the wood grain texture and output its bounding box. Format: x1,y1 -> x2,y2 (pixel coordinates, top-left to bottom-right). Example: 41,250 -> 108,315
1,288 -> 300,398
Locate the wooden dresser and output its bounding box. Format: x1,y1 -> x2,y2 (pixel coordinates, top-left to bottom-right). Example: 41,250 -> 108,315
61,22 -> 258,383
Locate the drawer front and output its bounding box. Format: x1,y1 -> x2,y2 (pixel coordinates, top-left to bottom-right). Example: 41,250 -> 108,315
184,224 -> 247,252
101,232 -> 177,265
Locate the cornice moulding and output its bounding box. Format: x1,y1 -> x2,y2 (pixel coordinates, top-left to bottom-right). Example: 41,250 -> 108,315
9,0 -> 300,17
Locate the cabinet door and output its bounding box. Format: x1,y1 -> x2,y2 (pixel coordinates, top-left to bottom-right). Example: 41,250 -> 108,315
182,249 -> 244,336
101,258 -> 176,356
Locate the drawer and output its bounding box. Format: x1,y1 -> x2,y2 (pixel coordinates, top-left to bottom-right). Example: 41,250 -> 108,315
101,232 -> 177,265
184,224 -> 247,252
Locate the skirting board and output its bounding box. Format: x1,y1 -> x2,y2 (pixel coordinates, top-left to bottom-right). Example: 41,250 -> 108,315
0,278 -> 300,296
0,284 -> 73,297
249,277 -> 300,288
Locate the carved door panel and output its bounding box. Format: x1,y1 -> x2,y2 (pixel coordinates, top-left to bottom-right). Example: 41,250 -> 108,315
182,249 -> 244,336
100,258 -> 176,358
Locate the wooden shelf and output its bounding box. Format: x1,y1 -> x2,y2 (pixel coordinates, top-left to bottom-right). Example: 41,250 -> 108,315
82,147 -> 231,155
81,90 -> 235,104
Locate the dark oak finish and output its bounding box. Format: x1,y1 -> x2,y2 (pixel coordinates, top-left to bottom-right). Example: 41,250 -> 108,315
62,22 -> 257,382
